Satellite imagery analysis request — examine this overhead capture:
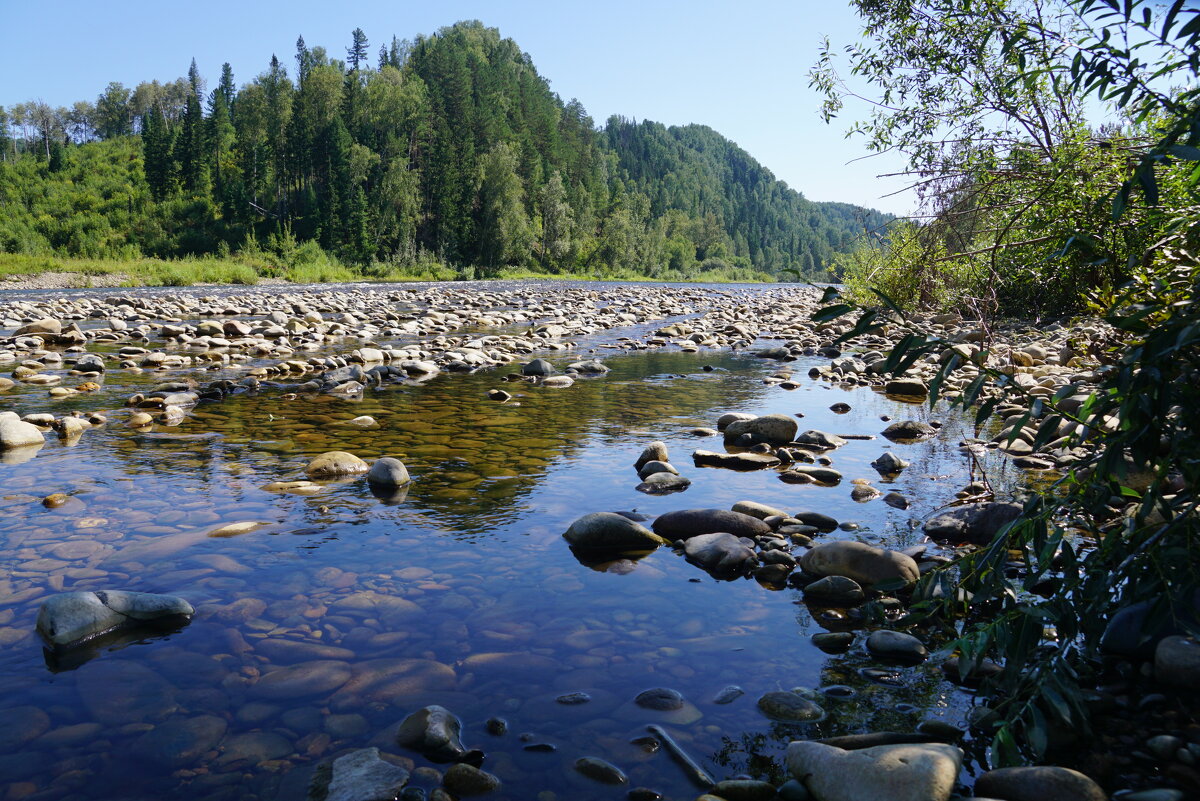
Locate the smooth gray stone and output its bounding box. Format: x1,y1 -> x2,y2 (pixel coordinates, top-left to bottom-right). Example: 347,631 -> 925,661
36,590 -> 194,647
786,741 -> 962,801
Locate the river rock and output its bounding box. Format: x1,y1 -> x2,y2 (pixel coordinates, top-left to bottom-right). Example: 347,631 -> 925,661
693,449 -> 781,470
786,741 -> 963,801
885,379 -> 929,396
251,660 -> 353,699
800,541 -> 919,586
634,441 -> 669,470
785,464 -> 843,485
0,417 -> 44,449
881,420 -> 938,441
712,780 -> 777,801
635,687 -> 685,711
0,706 -> 50,752
803,576 -> 865,606
716,412 -> 756,431
15,318 -> 61,336
306,451 -> 369,477
795,430 -> 847,450
563,513 -> 667,551
871,452 -> 909,474
637,460 -> 678,479
757,691 -> 826,722
574,756 -> 627,784
37,590 -> 194,648
1156,635 -> 1200,688
923,502 -> 1023,545
443,763 -> 501,796
396,705 -> 467,762
310,747 -> 411,801
651,508 -> 771,540
522,358 -> 554,376
866,630 -> 928,664
973,766 -> 1106,801
732,501 -> 790,520
792,510 -> 839,531
685,532 -> 757,576
636,472 -> 692,494
131,714 -> 227,767
77,659 -> 178,724
367,457 -> 411,487
724,413 -> 799,445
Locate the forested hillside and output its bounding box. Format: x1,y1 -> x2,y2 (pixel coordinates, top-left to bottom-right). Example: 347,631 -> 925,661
0,21 -> 887,280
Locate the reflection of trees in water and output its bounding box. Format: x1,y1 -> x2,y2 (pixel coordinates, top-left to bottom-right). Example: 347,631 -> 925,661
95,348 -> 777,538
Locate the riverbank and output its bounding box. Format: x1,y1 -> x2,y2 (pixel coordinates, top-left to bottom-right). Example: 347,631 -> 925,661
0,253 -> 778,290
0,282 -> 1193,801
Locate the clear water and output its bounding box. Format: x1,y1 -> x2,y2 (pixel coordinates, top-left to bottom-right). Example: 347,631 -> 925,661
0,292 -> 1024,801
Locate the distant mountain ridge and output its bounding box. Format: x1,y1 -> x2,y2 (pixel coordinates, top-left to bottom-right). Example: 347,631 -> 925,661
0,20 -> 890,280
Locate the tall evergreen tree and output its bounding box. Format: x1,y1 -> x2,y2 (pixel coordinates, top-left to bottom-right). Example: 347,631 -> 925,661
347,28 -> 369,71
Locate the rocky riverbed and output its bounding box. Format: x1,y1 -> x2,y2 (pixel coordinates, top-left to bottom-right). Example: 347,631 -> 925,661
0,281 -> 1193,801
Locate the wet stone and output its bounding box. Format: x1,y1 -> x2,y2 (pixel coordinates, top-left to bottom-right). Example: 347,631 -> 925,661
634,687 -> 684,711
757,691 -> 826,722
574,756 -> 628,785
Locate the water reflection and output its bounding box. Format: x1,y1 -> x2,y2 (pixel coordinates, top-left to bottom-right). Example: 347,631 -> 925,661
0,334 -> 1016,801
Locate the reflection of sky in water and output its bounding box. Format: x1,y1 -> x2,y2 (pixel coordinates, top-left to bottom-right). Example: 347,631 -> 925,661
0,339 -> 1022,799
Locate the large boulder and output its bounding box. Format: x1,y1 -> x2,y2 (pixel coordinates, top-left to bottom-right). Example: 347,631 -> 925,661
973,766 -> 1106,801
923,502 -> 1023,545
521,358 -> 555,377
800,541 -> 919,587
652,508 -> 771,541
306,451 -> 369,478
563,513 -> 668,551
724,413 -> 799,445
786,741 -> 963,801
37,590 -> 194,648
683,533 -> 757,577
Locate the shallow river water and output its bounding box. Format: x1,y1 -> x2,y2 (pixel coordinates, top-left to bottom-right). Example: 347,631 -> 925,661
0,286 -> 1026,801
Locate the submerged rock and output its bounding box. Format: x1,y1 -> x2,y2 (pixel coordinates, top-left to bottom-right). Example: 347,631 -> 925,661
36,590 -> 194,648
786,741 -> 963,801
574,756 -> 628,785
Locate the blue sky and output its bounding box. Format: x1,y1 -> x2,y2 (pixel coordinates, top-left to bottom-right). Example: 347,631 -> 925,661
0,0 -> 914,214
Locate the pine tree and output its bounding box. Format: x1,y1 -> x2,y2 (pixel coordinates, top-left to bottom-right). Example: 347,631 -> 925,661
347,28 -> 369,71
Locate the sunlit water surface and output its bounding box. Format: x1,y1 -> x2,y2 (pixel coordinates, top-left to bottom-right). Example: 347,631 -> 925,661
0,292 -> 1026,801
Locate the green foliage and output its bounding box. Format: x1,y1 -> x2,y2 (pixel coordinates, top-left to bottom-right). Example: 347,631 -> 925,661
815,0 -> 1200,766
1,20 -> 887,282
811,0 -> 1194,317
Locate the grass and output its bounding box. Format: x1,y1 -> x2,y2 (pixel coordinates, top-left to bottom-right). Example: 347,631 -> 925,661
0,252 -> 781,289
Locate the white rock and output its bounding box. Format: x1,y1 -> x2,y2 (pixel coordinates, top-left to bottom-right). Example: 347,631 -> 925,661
786,741 -> 962,801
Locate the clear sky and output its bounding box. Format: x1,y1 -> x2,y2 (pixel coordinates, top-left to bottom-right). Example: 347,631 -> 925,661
0,0 -> 914,215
